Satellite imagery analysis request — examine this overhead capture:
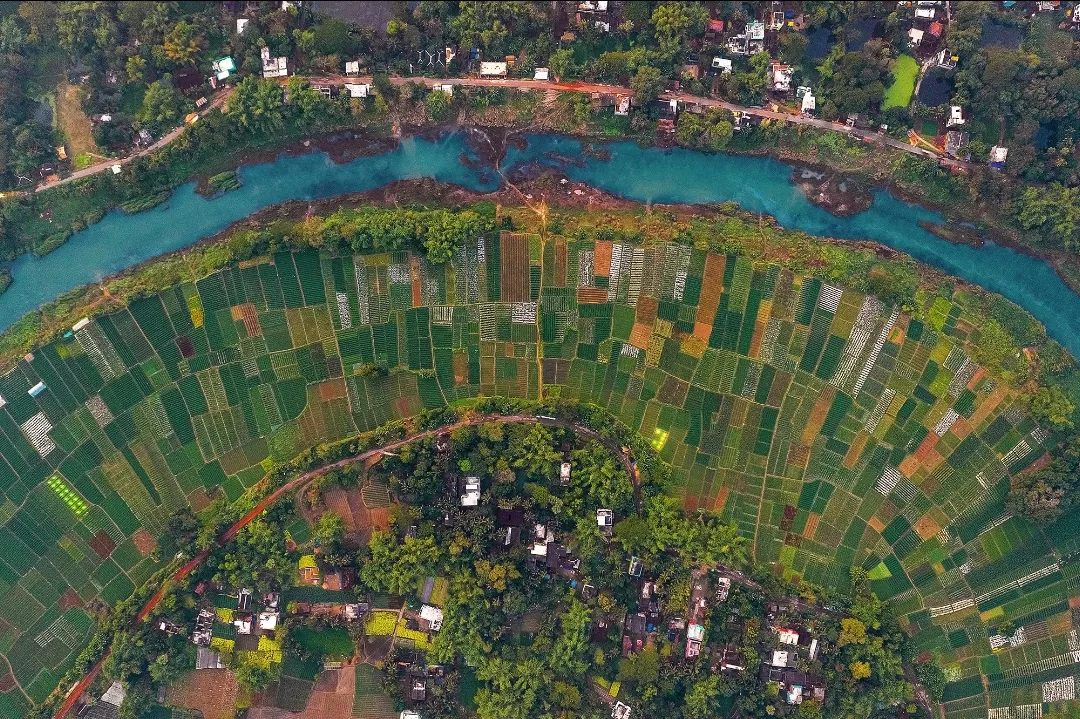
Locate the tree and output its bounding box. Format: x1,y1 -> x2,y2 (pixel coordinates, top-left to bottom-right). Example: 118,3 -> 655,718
236,663 -> 273,692
474,558 -> 520,592
426,89 -> 452,123
796,698 -> 824,719
550,681 -> 581,711
507,423 -> 561,478
137,79 -> 186,133
430,577 -> 493,665
1029,385 -> 1075,430
228,77 -> 286,137
475,657 -> 543,719
613,516 -> 651,554
684,674 -> 721,718
549,48 -> 575,80
838,618 -> 868,647
118,684 -> 154,719
0,15 -> 26,54
1007,472 -> 1067,524
213,518 -> 291,592
313,18 -> 356,56
1016,184 -> 1080,250
314,511 -> 346,547
286,76 -> 327,129
162,20 -> 204,65
1008,435 -> 1080,524
650,2 -> 707,57
701,107 -> 736,149
361,531 -> 441,595
571,441 -> 633,512
819,40 -> 894,116
618,644 -> 659,684
915,658 -> 947,701
973,319 -> 1018,370
126,55 -> 147,84
630,66 -> 664,106
549,598 -> 592,677
779,31 -> 809,65
734,51 -> 772,104
676,112 -> 706,147
850,660 -> 871,680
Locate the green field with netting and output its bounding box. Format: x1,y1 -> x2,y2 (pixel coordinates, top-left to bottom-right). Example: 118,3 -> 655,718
0,234 -> 1074,715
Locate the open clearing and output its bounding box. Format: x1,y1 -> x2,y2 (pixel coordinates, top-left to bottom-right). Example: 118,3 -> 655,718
55,82 -> 100,165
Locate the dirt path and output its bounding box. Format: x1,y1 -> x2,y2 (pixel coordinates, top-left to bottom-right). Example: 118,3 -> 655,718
306,73 -> 970,169
37,89 -> 233,192
54,412 -> 639,718
0,652 -> 32,705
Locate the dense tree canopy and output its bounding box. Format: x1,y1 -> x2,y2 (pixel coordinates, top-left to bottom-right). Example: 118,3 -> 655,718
362,530 -> 441,595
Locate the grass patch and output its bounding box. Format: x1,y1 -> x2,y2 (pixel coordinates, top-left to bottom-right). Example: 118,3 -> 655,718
884,55 -> 918,109
291,627 -> 355,658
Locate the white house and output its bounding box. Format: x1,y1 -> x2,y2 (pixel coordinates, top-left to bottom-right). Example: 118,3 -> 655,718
480,61 -> 507,77
534,67 -> 550,81
345,60 -> 360,76
712,57 -> 733,74
345,83 -> 371,98
261,47 -> 288,78
420,604 -> 444,631
461,477 -> 481,506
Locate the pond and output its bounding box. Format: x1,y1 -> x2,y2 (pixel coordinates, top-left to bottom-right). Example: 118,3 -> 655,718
5,132 -> 1080,358
916,69 -> 954,108
806,27 -> 833,60
845,17 -> 882,51
981,22 -> 1024,49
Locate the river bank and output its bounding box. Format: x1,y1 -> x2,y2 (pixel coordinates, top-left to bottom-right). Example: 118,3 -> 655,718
4,122 -> 1080,364
0,168 -> 1059,378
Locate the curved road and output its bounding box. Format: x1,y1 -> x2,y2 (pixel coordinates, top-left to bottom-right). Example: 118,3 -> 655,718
37,71 -> 963,192
35,89 -> 233,193
54,413 -> 637,718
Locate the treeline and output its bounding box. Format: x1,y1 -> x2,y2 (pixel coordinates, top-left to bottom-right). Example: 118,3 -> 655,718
226,205 -> 496,265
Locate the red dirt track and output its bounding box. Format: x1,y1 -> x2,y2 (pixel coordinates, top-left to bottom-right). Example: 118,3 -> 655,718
54,413 -> 637,718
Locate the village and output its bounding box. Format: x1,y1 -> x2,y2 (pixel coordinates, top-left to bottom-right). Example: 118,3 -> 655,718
64,422 -> 851,719
26,0 -> 1067,193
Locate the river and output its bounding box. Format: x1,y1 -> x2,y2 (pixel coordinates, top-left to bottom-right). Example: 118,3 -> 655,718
4,132 -> 1079,357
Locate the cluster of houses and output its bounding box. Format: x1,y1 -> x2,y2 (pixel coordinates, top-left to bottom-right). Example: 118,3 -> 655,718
617,565 -> 828,712
690,6 -> 819,118
186,588 -> 282,667
905,0 -> 948,52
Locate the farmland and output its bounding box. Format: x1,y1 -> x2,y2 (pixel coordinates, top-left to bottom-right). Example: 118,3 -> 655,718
0,223 -> 1070,718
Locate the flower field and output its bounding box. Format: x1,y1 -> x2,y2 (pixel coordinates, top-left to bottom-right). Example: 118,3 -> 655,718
0,235 -> 1072,715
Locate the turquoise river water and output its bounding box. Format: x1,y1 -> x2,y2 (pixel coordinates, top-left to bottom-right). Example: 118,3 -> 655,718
3,132 -> 1079,356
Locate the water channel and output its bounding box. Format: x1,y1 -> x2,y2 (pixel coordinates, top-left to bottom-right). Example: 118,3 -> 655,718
3,132 -> 1079,356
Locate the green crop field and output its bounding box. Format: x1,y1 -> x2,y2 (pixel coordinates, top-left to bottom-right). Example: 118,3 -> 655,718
0,232 -> 1070,715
